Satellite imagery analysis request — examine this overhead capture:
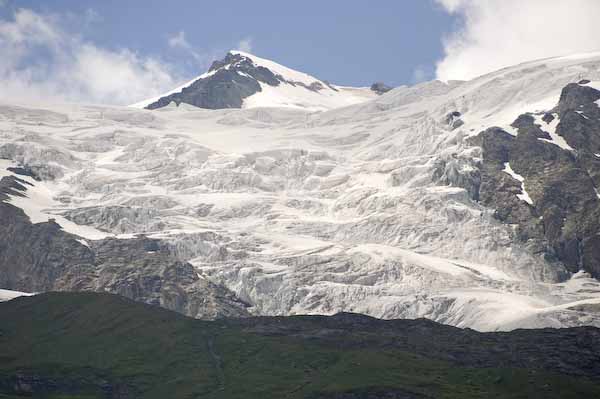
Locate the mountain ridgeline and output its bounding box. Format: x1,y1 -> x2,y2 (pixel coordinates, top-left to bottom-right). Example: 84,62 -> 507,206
133,51 -> 383,111
1,292 -> 599,399
146,52 -> 284,110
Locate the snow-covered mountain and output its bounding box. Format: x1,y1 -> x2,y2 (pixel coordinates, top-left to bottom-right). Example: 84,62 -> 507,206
131,51 -> 378,111
2,51 -> 600,331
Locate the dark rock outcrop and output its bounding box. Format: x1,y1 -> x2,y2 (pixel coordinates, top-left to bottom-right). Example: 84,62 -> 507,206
444,110 -> 464,130
473,82 -> 600,277
370,81 -> 393,95
0,175 -> 250,319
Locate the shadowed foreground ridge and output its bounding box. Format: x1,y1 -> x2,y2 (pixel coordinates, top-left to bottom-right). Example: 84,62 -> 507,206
1,292 -> 599,399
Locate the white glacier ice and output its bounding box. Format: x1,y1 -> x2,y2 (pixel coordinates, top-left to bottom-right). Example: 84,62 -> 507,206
2,52 -> 600,331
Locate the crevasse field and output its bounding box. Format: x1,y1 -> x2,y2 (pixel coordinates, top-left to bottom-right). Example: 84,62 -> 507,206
2,52 -> 600,331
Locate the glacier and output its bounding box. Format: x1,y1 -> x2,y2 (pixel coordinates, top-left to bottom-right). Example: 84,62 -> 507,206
2,52 -> 600,331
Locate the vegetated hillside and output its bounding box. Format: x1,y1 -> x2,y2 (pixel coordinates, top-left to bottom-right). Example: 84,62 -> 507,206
1,292 -> 599,399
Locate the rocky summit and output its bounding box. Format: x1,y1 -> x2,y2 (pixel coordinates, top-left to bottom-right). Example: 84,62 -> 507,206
131,51 -> 379,112
1,52 -> 600,331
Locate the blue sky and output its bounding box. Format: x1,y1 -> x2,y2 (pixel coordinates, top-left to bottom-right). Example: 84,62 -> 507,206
1,0 -> 455,87
1,0 -> 598,105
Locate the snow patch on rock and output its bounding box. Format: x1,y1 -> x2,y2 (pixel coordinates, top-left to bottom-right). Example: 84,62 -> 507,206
533,113 -> 574,151
502,162 -> 533,205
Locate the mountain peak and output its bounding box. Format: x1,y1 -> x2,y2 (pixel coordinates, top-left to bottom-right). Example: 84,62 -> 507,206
225,50 -> 326,87
131,51 -> 378,111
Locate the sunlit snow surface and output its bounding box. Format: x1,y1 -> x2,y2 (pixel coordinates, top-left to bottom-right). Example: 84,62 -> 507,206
502,163 -> 534,205
0,289 -> 33,302
2,53 -> 600,331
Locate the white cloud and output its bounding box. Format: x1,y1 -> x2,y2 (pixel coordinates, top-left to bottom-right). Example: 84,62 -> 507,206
236,37 -> 253,53
0,8 -> 180,105
435,0 -> 600,81
71,45 -> 178,105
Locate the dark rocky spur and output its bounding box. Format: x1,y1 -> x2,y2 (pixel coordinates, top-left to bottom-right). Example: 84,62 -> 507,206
473,82 -> 600,278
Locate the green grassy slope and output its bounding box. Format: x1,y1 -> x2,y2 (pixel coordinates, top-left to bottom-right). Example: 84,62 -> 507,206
1,292 -> 599,399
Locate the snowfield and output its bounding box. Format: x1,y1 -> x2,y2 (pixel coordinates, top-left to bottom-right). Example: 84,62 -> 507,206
2,52 -> 600,331
0,289 -> 33,302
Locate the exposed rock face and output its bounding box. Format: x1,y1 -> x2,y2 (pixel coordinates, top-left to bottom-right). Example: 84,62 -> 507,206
475,82 -> 600,278
444,110 -> 464,130
147,54 -> 265,110
0,176 -> 250,319
370,82 -> 393,94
